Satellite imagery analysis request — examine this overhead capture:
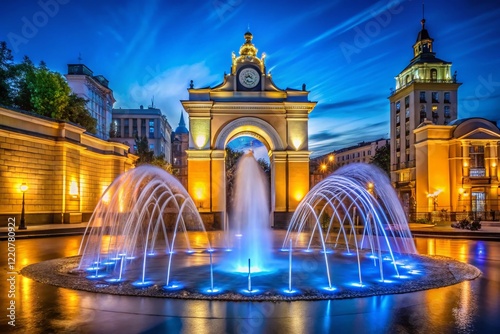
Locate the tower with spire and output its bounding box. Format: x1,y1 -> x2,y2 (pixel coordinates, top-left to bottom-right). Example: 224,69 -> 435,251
171,110 -> 189,189
389,11 -> 461,215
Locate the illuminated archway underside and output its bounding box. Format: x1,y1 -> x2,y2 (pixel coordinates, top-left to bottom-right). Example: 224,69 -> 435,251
228,131 -> 269,151
22,251 -> 479,301
215,117 -> 284,151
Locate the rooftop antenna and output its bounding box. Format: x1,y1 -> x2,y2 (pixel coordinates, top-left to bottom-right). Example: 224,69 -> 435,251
151,95 -> 155,108
78,53 -> 82,63
421,0 -> 425,27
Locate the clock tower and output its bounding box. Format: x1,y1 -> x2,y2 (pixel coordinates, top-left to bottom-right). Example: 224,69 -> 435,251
181,31 -> 317,228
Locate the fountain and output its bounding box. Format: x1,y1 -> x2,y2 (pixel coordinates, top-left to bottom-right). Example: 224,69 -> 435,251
226,151 -> 272,273
22,158 -> 480,301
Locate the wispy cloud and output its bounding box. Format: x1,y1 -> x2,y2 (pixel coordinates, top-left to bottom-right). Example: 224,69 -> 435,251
304,1 -> 390,47
115,62 -> 220,124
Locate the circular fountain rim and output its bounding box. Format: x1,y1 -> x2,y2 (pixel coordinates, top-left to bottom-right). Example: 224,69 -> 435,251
21,254 -> 480,302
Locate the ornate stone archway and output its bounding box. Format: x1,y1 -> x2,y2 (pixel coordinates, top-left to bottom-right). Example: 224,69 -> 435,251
181,32 -> 316,227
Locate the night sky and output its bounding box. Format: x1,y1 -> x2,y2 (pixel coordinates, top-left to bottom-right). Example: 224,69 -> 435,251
1,0 -> 500,158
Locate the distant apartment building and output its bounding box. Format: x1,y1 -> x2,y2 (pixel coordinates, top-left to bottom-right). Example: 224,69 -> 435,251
111,106 -> 172,162
65,64 -> 115,139
333,138 -> 389,167
310,138 -> 388,187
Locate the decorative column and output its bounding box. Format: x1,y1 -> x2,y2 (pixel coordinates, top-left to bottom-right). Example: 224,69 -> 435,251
287,150 -> 310,211
186,150 -> 211,212
270,151 -> 287,212
211,150 -> 225,213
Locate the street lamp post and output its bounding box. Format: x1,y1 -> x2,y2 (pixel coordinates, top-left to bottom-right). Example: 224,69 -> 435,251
19,183 -> 28,230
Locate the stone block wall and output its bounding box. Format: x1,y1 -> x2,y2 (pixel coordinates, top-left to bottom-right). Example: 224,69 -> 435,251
0,107 -> 136,226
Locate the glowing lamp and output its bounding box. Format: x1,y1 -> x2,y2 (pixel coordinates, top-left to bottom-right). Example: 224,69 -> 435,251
294,192 -> 304,202
328,155 -> 334,162
291,138 -> 302,151
20,183 -> 28,193
69,180 -> 79,199
195,135 -> 206,149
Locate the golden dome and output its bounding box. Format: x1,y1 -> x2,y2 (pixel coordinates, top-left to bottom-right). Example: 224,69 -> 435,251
239,31 -> 258,57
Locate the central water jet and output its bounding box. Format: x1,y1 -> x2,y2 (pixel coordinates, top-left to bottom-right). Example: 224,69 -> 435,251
226,151 -> 272,273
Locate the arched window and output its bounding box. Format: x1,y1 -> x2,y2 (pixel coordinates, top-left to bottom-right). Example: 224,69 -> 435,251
430,69 -> 437,81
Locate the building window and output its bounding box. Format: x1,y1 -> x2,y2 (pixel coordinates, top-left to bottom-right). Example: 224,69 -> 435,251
396,126 -> 400,137
432,92 -> 439,103
396,101 -> 401,114
396,114 -> 400,124
368,150 -> 371,156
149,144 -> 154,150
405,108 -> 410,119
444,92 -> 450,103
469,146 -> 485,176
431,69 -> 437,81
419,91 -> 426,103
444,106 -> 451,118
149,119 -> 155,138
404,96 -> 410,108
124,119 -> 129,137
419,105 -> 426,123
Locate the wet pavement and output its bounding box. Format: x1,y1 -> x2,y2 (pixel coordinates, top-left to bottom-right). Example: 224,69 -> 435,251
1,232 -> 500,333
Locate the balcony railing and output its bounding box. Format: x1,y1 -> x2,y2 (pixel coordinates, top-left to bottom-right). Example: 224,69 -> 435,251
391,160 -> 416,171
391,78 -> 458,95
470,168 -> 486,177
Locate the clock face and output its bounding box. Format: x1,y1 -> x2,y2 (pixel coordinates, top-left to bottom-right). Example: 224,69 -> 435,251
239,68 -> 260,88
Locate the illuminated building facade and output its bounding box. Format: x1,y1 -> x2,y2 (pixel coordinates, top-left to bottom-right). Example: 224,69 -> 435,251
0,106 -> 136,226
389,18 -> 461,215
111,105 -> 172,161
66,64 -> 115,140
181,32 -> 316,226
414,118 -> 500,218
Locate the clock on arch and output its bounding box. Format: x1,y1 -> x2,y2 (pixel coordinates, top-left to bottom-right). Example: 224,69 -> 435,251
237,66 -> 260,90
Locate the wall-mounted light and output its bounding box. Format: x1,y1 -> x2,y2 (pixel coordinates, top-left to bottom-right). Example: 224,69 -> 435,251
69,180 -> 79,200
291,137 -> 302,151
195,135 -> 206,149
294,191 -> 304,202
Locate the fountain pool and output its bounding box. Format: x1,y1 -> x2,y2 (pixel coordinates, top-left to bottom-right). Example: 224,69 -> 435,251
21,158 -> 480,301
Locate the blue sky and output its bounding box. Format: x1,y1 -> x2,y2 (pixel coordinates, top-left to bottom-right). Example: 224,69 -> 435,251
1,0 -> 500,157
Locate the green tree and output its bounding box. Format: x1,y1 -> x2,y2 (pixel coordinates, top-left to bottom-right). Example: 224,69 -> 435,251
370,142 -> 390,175
0,42 -> 98,133
10,56 -> 35,112
0,41 -> 14,106
134,135 -> 173,173
27,65 -> 70,119
62,94 -> 97,134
